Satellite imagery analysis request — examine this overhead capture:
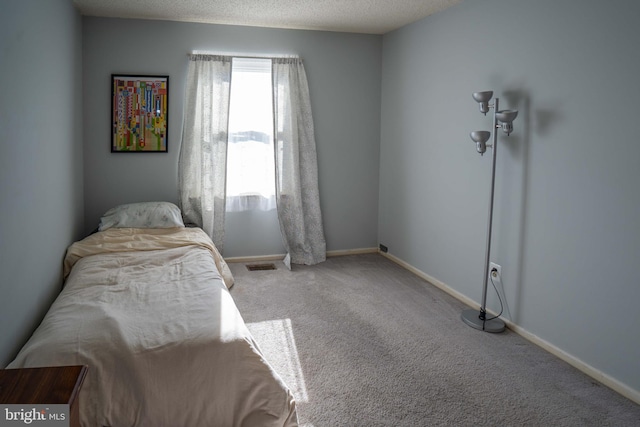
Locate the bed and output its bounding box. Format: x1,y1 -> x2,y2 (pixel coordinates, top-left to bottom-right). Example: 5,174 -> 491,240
7,202 -> 298,427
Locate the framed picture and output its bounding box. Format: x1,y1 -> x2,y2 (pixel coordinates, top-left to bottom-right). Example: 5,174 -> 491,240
111,75 -> 169,152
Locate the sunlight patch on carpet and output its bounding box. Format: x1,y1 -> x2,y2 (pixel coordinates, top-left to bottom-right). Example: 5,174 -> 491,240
247,318 -> 309,403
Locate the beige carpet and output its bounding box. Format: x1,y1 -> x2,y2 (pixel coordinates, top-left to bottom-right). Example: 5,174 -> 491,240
229,254 -> 640,426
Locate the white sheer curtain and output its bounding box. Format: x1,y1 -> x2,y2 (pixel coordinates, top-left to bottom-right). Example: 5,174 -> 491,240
178,54 -> 232,250
272,58 -> 327,268
179,54 -> 326,265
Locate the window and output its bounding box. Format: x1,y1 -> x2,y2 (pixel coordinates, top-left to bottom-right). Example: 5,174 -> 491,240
179,54 -> 325,263
226,58 -> 276,212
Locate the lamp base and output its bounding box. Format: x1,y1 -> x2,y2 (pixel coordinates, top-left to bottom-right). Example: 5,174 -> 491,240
461,308 -> 505,333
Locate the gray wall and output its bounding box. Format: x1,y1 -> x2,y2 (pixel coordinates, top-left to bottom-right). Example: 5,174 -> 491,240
380,0 -> 640,395
82,18 -> 382,257
0,0 -> 84,366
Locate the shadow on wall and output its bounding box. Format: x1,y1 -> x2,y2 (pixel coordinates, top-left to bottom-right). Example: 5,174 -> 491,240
493,87 -> 564,324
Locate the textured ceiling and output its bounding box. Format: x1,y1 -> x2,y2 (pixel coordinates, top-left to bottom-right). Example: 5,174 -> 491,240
72,0 -> 462,34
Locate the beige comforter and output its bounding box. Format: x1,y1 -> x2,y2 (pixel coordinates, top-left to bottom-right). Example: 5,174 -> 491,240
8,228 -> 297,427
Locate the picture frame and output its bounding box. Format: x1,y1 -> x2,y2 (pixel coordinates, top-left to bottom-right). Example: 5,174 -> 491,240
111,74 -> 169,152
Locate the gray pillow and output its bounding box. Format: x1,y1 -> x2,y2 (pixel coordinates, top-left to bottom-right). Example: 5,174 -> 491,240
98,202 -> 185,231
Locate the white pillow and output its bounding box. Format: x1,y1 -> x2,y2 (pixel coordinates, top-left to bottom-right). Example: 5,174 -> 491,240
98,202 -> 185,231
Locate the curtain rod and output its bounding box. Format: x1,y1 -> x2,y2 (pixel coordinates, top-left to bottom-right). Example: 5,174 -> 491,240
190,50 -> 299,59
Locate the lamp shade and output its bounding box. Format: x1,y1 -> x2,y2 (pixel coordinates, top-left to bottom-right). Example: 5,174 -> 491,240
470,130 -> 490,144
470,130 -> 491,154
496,109 -> 518,135
472,91 -> 493,103
472,91 -> 493,115
496,109 -> 518,123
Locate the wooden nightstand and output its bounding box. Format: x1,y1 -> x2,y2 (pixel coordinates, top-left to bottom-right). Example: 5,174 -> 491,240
0,365 -> 87,427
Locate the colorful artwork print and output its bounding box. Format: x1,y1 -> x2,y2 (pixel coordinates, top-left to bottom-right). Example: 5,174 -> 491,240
112,75 -> 168,152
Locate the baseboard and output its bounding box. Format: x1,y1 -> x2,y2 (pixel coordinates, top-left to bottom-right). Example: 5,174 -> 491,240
379,251 -> 481,310
379,250 -> 640,406
506,320 -> 640,404
327,247 -> 378,257
225,254 -> 286,263
225,247 -> 378,264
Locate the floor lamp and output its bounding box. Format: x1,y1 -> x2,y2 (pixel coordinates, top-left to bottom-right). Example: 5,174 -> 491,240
461,91 -> 518,333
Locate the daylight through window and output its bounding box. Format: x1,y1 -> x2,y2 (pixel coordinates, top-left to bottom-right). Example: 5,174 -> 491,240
226,58 -> 276,212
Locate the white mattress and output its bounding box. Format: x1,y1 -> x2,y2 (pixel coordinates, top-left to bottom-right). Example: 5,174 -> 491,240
8,227 -> 297,427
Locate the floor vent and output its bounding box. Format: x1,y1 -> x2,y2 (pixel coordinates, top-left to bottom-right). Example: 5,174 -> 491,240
246,263 -> 277,271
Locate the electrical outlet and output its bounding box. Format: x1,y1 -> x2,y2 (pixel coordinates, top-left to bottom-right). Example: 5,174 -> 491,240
489,262 -> 502,279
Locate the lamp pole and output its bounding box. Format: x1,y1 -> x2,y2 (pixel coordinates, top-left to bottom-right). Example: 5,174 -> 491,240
479,97 -> 499,323
461,95 -> 509,333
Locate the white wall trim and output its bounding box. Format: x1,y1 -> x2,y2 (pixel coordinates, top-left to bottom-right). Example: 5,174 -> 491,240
503,320 -> 640,405
379,250 -> 640,406
379,251 -> 479,309
327,247 -> 378,257
225,254 -> 286,263
225,247 -> 378,264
